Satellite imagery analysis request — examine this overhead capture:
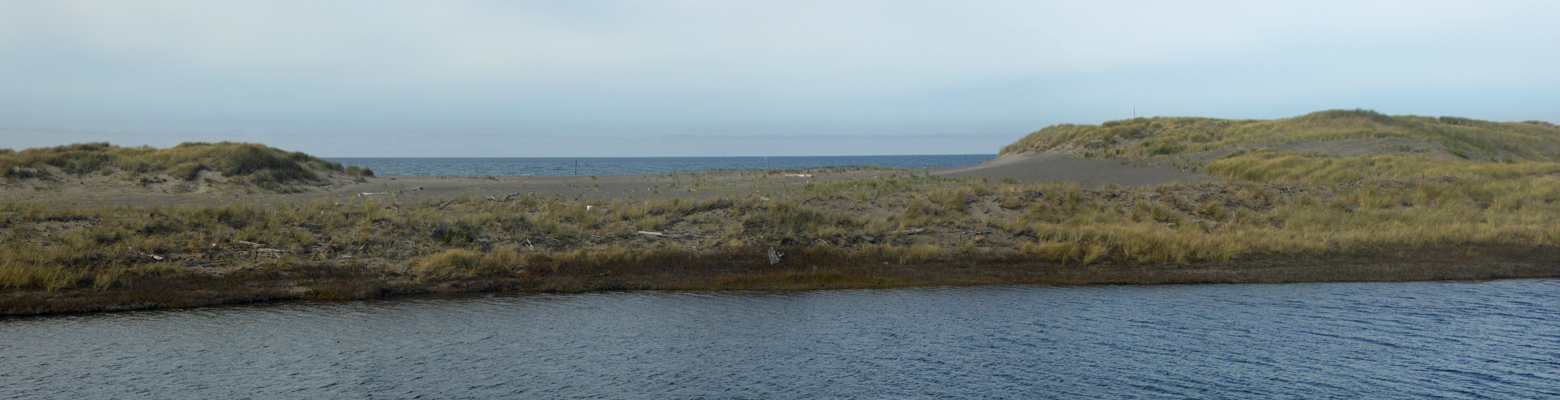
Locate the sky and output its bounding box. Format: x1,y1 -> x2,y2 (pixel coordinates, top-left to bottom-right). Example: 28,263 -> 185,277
1,1 -> 1557,157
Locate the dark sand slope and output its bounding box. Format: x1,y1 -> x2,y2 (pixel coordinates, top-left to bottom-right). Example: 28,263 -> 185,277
934,151 -> 1218,187
320,169 -> 896,202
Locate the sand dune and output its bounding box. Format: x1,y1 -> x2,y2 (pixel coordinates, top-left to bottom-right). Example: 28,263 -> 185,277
933,151 -> 1217,187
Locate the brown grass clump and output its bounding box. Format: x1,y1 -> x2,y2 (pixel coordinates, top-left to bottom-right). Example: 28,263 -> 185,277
409,248 -> 527,281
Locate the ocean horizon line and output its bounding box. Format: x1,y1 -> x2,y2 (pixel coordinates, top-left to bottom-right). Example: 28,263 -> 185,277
324,154 -> 996,159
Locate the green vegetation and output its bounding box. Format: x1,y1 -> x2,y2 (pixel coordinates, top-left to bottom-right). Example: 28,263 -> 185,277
8,111 -> 1560,314
1001,109 -> 1560,162
0,142 -> 372,189
6,168 -> 1560,308
1205,149 -> 1560,184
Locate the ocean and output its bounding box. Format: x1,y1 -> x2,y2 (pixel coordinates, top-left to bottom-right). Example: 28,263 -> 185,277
324,154 -> 995,176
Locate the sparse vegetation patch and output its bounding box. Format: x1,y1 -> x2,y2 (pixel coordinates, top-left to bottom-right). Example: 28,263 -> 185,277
6,111 -> 1560,315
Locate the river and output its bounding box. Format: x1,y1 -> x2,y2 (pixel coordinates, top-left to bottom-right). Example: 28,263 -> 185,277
4,280 -> 1557,398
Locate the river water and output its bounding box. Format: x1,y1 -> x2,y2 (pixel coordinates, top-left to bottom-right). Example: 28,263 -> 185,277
3,280 -> 1557,399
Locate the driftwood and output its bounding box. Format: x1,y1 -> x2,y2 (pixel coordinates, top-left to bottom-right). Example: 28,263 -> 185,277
484,193 -> 520,201
768,247 -> 785,265
890,228 -> 924,235
436,198 -> 457,210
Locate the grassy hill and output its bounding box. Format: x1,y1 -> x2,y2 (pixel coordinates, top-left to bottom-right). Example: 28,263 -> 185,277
0,142 -> 371,189
1002,109 -> 1560,162
1002,109 -> 1560,184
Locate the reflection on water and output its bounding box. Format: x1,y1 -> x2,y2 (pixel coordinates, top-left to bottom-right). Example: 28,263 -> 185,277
3,281 -> 1558,398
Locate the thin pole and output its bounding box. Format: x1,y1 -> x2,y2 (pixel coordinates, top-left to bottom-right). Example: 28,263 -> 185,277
575,159 -> 578,175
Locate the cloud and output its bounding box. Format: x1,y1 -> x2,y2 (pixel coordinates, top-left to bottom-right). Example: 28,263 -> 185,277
1,1 -> 1557,156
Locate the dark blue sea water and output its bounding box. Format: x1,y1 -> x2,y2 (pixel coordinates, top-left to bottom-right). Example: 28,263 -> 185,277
3,280 -> 1557,399
325,154 -> 995,176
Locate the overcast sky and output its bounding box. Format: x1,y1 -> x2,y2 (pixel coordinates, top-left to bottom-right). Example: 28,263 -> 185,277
2,1 -> 1557,157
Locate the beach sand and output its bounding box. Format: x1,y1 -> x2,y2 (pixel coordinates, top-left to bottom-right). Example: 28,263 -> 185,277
2,151 -> 1220,207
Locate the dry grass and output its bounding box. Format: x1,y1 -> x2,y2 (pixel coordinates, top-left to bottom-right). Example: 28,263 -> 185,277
1001,109 -> 1560,162
12,121 -> 1560,313
1205,149 -> 1560,183
7,166 -> 1560,297
0,142 -> 372,189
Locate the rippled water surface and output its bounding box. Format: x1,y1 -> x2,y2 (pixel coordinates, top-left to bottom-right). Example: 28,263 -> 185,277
4,281 -> 1559,398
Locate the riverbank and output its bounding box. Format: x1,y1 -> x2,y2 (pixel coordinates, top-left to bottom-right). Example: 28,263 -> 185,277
6,240 -> 1559,316
7,169 -> 1560,315
7,111 -> 1560,315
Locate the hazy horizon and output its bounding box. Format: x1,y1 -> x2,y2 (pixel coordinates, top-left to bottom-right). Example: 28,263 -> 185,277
3,1 -> 1557,157
323,153 -> 997,159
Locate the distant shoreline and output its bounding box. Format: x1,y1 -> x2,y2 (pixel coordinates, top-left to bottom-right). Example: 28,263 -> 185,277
320,154 -> 997,177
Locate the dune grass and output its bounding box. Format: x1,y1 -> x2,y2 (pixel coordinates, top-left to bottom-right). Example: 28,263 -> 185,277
1000,109 -> 1560,162
1204,149 -> 1560,184
0,142 -> 372,188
